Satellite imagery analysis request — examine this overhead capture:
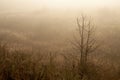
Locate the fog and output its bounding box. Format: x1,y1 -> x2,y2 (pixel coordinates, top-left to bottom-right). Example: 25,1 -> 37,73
0,0 -> 120,80
0,0 -> 119,11
0,0 -> 120,47
0,1 -> 119,54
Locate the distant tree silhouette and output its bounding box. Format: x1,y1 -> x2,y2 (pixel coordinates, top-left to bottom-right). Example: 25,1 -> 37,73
72,15 -> 99,80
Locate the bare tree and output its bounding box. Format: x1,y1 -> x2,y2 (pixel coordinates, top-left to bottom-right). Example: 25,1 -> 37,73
72,15 -> 99,79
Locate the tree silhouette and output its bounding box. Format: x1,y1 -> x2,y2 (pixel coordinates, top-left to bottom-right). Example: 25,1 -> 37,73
72,15 -> 99,80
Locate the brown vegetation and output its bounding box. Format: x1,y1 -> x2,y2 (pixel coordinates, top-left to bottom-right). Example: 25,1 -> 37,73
0,15 -> 120,80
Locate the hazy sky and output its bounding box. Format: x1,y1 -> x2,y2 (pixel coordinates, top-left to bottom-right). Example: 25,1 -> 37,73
0,0 -> 119,12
